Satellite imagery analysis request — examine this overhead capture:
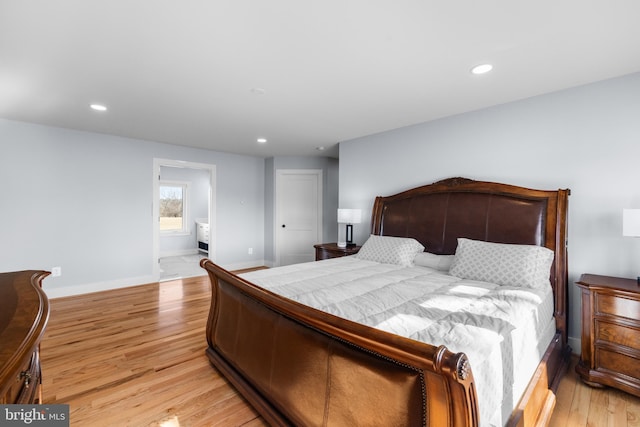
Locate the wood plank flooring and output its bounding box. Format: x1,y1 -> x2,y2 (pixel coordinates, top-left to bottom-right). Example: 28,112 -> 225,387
549,356 -> 640,427
41,274 -> 640,426
41,274 -> 267,427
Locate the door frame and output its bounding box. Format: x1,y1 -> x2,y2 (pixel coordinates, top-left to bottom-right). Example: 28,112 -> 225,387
152,158 -> 217,281
275,169 -> 323,267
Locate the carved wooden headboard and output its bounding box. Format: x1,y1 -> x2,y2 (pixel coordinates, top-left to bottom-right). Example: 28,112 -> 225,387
371,177 -> 570,344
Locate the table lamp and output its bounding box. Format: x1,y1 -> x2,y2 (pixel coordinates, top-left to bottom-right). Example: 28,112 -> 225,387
337,208 -> 362,248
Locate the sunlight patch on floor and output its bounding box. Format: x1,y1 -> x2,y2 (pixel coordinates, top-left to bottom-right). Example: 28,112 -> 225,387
159,254 -> 207,281
159,416 -> 181,427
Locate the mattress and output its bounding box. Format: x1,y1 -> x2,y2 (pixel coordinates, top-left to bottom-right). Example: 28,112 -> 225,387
241,256 -> 556,427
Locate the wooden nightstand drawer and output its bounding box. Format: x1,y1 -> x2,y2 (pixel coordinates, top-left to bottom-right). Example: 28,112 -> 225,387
596,347 -> 640,380
596,321 -> 640,351
596,293 -> 640,320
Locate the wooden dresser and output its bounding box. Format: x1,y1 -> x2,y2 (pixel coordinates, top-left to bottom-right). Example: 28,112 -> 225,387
0,270 -> 50,404
576,273 -> 640,397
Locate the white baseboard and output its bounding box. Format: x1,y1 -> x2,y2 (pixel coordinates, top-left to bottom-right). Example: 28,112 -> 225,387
44,274 -> 156,299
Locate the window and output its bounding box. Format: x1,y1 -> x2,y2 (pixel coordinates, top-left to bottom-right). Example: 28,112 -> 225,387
159,181 -> 189,233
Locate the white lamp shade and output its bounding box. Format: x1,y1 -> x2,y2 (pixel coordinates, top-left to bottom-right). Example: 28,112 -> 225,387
337,208 -> 362,224
623,209 -> 640,237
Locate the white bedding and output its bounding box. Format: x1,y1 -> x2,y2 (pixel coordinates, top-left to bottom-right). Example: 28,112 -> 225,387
240,256 -> 556,427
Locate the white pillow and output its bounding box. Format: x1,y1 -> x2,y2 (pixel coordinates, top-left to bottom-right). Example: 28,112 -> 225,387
448,238 -> 554,288
356,235 -> 425,266
413,252 -> 455,271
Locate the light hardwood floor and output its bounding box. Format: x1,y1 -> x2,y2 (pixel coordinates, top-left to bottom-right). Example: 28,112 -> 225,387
41,274 -> 267,427
549,357 -> 640,427
41,275 -> 640,426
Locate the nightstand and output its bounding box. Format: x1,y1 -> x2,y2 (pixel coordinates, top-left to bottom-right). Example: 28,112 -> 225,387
575,274 -> 640,397
314,243 -> 361,261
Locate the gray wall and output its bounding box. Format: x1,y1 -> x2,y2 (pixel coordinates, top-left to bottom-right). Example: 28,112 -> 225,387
264,156 -> 339,266
338,71 -> 640,353
0,118 -> 265,297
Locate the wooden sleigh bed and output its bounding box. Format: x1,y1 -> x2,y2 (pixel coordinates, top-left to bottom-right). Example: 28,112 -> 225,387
201,177 -> 571,427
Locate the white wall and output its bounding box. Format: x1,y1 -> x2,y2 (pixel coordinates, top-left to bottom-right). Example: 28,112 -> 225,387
0,119 -> 265,297
339,71 -> 640,352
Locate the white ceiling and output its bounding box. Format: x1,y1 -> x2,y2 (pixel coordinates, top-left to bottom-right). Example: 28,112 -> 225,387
1,1 -> 639,158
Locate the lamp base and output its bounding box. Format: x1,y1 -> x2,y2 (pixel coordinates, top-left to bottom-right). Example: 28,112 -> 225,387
637,276 -> 640,285
346,243 -> 357,247
337,242 -> 346,248
345,224 -> 353,246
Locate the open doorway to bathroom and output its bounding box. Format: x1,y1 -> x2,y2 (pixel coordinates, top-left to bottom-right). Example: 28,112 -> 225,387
152,159 -> 216,282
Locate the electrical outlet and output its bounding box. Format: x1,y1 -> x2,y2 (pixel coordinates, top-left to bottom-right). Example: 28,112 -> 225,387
248,248 -> 253,255
51,267 -> 62,277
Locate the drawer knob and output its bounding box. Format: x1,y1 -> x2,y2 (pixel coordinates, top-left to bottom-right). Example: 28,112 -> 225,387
20,371 -> 32,388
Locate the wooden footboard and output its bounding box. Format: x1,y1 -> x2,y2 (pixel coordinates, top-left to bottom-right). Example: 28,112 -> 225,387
202,260 -> 479,427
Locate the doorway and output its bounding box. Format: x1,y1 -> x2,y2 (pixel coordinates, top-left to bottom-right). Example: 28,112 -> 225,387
275,169 -> 323,266
152,158 -> 216,281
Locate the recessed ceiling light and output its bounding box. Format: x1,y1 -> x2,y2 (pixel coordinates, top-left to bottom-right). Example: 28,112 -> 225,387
250,88 -> 266,95
471,64 -> 493,75
316,146 -> 325,151
257,138 -> 267,144
90,104 -> 107,111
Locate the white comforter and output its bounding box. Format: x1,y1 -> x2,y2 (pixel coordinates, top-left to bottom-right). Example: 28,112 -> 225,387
240,256 -> 556,427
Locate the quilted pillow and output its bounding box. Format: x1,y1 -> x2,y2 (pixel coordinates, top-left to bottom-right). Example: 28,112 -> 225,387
356,235 -> 425,266
449,238 -> 554,288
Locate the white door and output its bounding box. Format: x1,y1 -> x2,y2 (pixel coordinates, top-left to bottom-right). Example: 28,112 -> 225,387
276,169 -> 322,266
